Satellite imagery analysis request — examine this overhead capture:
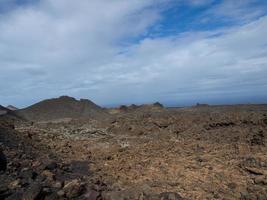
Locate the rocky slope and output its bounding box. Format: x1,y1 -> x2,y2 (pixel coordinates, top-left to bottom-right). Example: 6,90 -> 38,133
15,96 -> 109,122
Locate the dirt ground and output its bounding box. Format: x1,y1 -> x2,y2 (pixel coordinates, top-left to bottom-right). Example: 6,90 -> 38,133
1,104 -> 267,199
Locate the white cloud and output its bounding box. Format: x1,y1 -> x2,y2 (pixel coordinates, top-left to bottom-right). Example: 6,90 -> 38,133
0,0 -> 267,107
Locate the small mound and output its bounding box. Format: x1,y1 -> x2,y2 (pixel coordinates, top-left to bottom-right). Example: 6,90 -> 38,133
15,96 -> 109,122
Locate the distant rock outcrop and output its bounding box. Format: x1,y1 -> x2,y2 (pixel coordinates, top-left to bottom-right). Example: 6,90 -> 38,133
153,102 -> 163,108
109,102 -> 164,114
15,96 -> 109,122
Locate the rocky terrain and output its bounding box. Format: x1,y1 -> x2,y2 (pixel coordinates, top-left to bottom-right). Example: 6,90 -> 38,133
0,97 -> 267,199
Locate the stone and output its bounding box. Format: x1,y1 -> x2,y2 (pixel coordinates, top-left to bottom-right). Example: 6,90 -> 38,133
52,181 -> 63,189
227,182 -> 237,190
41,170 -> 55,181
45,161 -> 57,171
8,179 -> 21,190
19,168 -> 38,180
22,184 -> 44,200
31,161 -> 41,168
63,179 -> 85,198
57,190 -> 65,197
254,176 -> 267,185
245,167 -> 264,175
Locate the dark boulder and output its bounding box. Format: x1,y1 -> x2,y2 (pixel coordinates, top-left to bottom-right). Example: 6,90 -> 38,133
44,161 -> 58,171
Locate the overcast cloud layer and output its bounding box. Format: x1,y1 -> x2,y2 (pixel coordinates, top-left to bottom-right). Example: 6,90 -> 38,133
0,0 -> 267,107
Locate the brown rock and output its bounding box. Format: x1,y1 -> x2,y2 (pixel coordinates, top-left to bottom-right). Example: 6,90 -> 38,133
63,179 -> 85,198
57,190 -> 65,197
254,176 -> 267,185
245,167 -> 264,175
52,181 -> 63,189
8,179 -> 21,190
41,170 -> 55,181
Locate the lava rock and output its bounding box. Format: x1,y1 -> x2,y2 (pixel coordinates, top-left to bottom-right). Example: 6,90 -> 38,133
22,184 -> 45,200
45,161 -> 58,171
41,170 -> 55,181
0,149 -> 7,172
63,179 -> 85,198
8,179 -> 21,190
250,131 -> 265,146
19,168 -> 38,180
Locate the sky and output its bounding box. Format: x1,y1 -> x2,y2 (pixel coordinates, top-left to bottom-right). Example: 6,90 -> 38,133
0,0 -> 267,108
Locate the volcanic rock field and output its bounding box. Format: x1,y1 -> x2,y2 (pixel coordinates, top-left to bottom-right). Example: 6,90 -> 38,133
0,96 -> 267,200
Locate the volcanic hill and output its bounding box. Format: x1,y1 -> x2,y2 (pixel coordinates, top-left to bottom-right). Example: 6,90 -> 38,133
15,96 -> 108,122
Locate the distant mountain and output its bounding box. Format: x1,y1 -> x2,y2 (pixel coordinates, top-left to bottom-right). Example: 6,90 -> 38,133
15,96 -> 109,122
6,105 -> 18,111
0,105 -> 10,115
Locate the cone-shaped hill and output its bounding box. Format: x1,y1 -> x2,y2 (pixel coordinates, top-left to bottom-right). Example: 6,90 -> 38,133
15,96 -> 109,122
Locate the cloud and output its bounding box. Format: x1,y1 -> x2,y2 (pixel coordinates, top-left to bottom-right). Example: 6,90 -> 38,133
0,0 -> 267,107
82,15 -> 267,105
